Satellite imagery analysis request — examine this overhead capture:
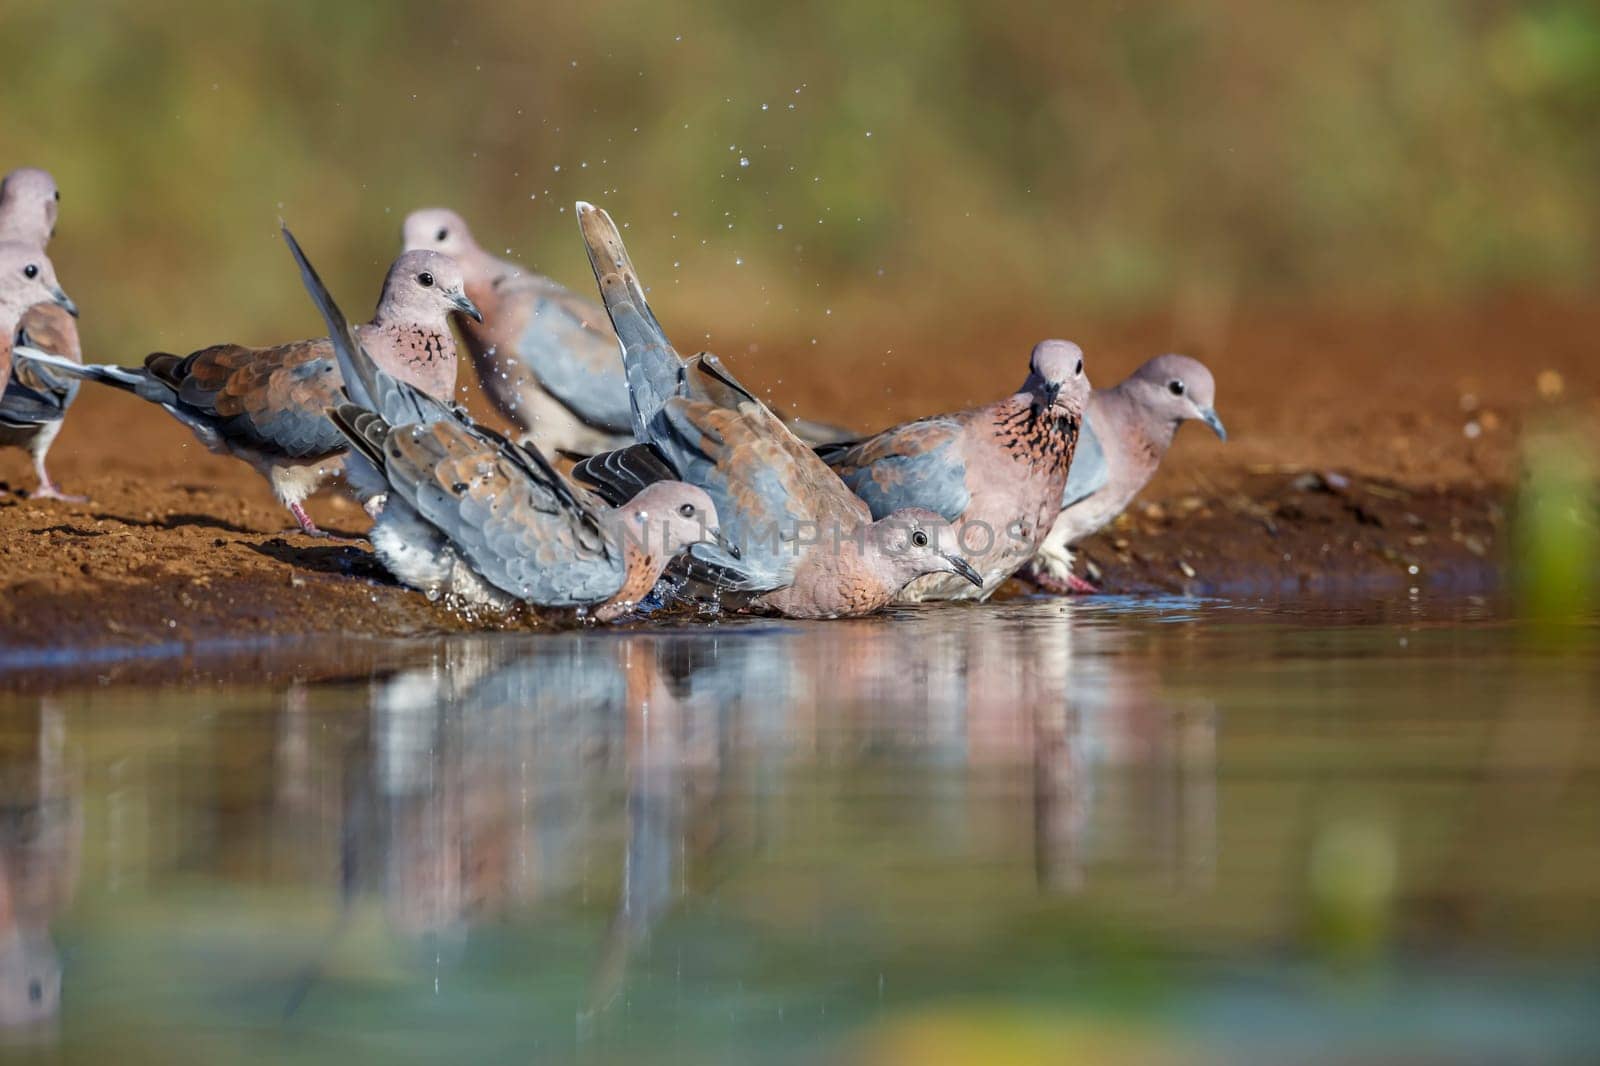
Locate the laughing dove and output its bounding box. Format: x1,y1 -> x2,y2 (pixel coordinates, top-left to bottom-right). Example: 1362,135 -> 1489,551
15,249 -> 478,535
1024,354 -> 1225,593
569,202 -> 982,619
0,243 -> 77,426
283,226 -> 722,621
815,339 -> 1090,601
0,167 -> 84,501
0,169 -> 58,247
402,207 -> 854,453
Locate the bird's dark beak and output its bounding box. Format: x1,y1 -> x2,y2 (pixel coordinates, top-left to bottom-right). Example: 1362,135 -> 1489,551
1032,380 -> 1063,417
52,287 -> 78,318
1198,407 -> 1227,441
450,290 -> 484,323
945,553 -> 984,588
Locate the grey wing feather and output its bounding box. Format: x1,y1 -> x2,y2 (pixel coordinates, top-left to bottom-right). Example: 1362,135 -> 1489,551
431,498 -> 623,609
0,368 -> 74,426
827,417 -> 973,523
1059,412 -> 1110,509
411,433 -> 625,607
511,283 -> 634,433
650,401 -> 797,590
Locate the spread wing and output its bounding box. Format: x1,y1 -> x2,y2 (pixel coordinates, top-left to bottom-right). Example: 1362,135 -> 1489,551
1059,409 -> 1110,509
379,417 -> 626,606
1,304 -> 81,427
817,415 -> 973,523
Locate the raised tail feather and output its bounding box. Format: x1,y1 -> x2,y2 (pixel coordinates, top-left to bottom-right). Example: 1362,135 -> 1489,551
575,202 -> 682,440
571,442 -> 678,508
10,346 -> 143,392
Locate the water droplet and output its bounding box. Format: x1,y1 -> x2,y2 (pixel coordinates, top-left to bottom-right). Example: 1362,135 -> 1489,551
739,157 -> 750,168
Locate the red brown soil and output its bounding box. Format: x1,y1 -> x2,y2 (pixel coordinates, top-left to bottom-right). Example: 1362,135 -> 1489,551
2,293 -> 1592,656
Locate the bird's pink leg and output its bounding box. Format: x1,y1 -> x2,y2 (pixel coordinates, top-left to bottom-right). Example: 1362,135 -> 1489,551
1063,571 -> 1100,594
1028,566 -> 1100,595
287,503 -> 327,538
31,459 -> 88,503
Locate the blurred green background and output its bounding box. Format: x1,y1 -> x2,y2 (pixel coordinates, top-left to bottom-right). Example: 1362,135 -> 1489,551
2,0 -> 1598,358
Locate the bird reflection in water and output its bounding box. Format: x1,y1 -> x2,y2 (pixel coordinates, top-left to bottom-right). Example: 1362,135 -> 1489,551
0,698 -> 81,1035
269,613 -> 1214,1017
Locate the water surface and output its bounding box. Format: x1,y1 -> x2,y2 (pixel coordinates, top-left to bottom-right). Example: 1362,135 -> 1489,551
0,597 -> 1596,1063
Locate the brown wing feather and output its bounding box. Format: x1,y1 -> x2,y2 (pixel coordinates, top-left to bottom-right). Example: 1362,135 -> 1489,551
146,340 -> 348,457
15,303 -> 80,362
9,304 -> 82,399
670,364 -> 870,532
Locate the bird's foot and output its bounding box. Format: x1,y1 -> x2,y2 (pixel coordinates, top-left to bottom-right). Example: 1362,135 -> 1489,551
31,482 -> 89,503
287,504 -> 328,538
1027,566 -> 1099,595
1063,572 -> 1100,594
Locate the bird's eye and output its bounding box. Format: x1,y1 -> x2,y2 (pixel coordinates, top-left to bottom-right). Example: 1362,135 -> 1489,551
911,529 -> 929,548
417,271 -> 435,288
1075,359 -> 1083,375
22,264 -> 37,279
53,190 -> 60,202
435,227 -> 449,241
1168,380 -> 1185,396
677,503 -> 695,518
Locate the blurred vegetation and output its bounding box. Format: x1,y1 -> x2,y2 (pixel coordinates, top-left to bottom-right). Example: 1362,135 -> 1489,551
1514,411 -> 1598,627
2,0 -> 1598,359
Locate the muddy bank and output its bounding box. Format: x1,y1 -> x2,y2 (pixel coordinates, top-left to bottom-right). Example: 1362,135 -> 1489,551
0,444 -> 1508,658
2,294 -> 1583,655
1056,470 -> 1502,598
